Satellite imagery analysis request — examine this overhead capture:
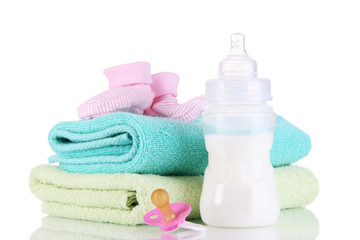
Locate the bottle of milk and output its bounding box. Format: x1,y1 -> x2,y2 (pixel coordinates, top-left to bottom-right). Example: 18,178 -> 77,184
200,33 -> 280,228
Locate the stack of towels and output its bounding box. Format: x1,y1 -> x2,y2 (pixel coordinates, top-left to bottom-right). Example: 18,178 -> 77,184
30,62 -> 318,226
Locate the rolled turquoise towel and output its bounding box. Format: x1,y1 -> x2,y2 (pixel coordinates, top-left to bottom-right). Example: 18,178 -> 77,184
48,113 -> 310,175
49,113 -> 208,175
29,165 -> 319,225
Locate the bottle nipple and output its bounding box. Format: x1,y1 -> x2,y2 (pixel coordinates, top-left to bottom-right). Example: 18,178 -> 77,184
218,33 -> 258,79
151,189 -> 176,222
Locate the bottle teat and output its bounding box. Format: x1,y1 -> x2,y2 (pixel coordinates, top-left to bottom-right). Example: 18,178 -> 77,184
218,33 -> 258,79
206,33 -> 272,103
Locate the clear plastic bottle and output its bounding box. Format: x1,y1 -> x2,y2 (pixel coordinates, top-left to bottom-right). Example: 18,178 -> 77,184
200,33 -> 280,228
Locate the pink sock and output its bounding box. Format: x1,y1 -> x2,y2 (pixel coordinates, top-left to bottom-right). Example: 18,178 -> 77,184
78,62 -> 155,119
144,72 -> 207,122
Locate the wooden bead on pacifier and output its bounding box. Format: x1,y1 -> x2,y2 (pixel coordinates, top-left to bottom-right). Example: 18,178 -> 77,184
151,189 -> 176,222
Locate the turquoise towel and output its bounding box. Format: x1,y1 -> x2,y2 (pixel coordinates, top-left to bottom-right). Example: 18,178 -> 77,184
48,113 -> 310,175
49,113 -> 207,175
271,115 -> 311,166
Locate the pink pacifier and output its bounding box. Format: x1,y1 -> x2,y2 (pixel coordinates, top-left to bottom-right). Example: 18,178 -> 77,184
143,189 -> 206,232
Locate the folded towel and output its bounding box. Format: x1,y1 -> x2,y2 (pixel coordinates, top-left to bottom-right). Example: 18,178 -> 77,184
49,112 -> 208,175
29,165 -> 319,225
48,113 -> 311,174
271,115 -> 311,166
30,209 -> 319,240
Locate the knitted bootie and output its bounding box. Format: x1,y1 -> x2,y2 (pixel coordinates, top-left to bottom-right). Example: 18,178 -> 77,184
144,72 -> 207,122
78,62 -> 155,119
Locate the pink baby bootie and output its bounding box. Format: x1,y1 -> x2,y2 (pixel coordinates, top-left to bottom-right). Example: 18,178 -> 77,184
144,72 -> 207,122
78,62 -> 155,119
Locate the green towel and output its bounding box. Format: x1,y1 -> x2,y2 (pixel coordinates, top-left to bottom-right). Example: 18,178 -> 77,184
29,165 -> 319,225
30,209 -> 319,240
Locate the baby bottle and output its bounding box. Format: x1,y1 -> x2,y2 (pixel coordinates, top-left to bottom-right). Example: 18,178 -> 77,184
200,33 -> 280,227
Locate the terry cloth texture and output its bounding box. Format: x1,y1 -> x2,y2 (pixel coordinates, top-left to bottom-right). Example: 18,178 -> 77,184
30,209 -> 319,240
271,115 -> 311,166
48,112 -> 208,175
29,165 -> 319,225
48,113 -> 311,174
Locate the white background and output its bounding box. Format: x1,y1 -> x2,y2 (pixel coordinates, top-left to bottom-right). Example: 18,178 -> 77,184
1,0 -> 359,239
